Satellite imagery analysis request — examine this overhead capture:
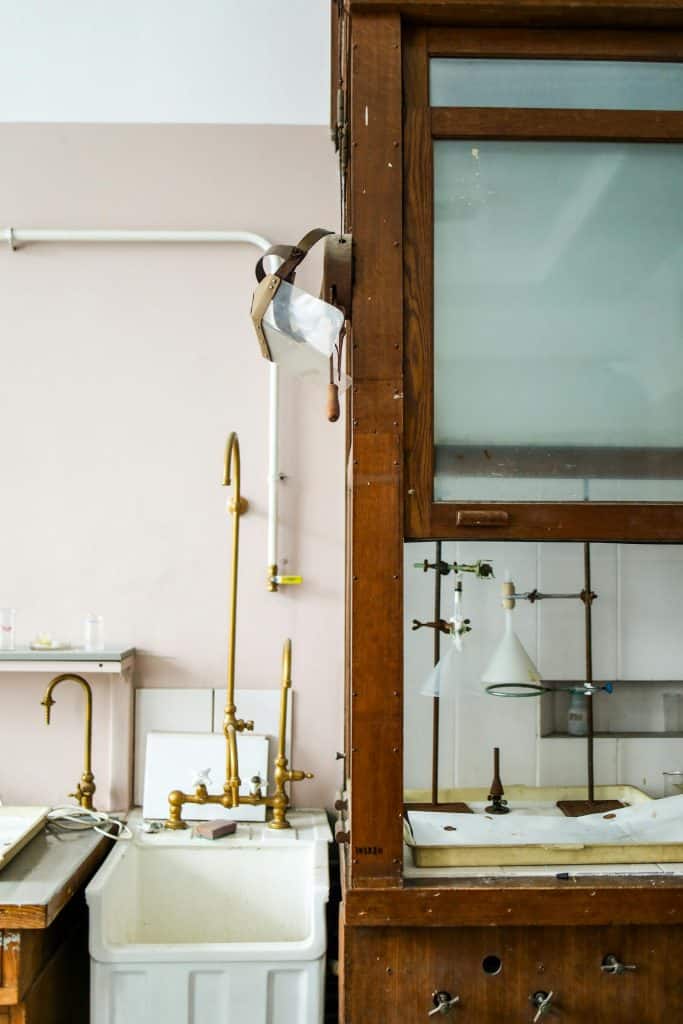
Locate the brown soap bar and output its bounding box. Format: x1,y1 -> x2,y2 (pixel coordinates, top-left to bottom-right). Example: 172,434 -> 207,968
194,819 -> 237,839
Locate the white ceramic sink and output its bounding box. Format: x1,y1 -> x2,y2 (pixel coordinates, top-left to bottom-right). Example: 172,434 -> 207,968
87,811 -> 331,1024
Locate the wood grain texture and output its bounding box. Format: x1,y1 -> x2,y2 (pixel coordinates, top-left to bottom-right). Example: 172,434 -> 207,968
403,28 -> 434,539
343,923 -> 683,1022
345,877 -> 683,926
426,25 -> 683,55
0,835 -> 111,931
349,11 -> 405,882
347,0 -> 683,30
431,106 -> 683,139
0,897 -> 87,1008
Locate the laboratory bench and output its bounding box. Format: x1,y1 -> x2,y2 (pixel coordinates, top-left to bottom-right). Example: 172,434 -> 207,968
0,824 -> 112,1024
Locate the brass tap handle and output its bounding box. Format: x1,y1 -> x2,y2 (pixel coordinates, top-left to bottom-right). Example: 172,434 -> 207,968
287,768 -> 314,783
236,718 -> 254,732
429,991 -> 460,1016
601,955 -> 636,975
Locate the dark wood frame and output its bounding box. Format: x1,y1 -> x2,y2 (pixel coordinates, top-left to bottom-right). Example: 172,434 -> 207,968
404,25 -> 683,542
342,5 -> 683,1021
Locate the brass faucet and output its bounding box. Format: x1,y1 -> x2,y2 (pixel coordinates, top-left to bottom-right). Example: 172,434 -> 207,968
165,432 -> 313,829
41,673 -> 96,810
166,637 -> 312,829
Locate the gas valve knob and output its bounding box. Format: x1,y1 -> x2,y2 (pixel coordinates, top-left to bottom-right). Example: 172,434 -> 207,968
601,954 -> 637,976
428,991 -> 460,1016
530,991 -> 555,1022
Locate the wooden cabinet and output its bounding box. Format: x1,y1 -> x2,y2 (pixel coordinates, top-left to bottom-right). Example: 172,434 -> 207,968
339,1 -> 683,1020
0,829 -> 111,1024
343,922 -> 683,1022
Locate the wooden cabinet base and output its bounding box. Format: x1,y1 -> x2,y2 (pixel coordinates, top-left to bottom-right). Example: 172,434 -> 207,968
341,920 -> 683,1021
0,895 -> 89,1024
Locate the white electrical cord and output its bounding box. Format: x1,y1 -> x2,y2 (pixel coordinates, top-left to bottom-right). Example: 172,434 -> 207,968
47,806 -> 132,841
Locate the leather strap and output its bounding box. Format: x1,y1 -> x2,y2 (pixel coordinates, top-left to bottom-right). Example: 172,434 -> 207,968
255,228 -> 335,285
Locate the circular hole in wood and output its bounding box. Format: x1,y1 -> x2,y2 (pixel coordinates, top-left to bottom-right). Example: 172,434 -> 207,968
482,955 -> 502,976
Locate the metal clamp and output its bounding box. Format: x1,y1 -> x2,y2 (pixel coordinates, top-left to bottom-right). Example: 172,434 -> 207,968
531,991 -> 555,1022
601,954 -> 636,976
428,991 -> 460,1016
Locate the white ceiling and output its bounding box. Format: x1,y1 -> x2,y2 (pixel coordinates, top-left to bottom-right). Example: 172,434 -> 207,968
0,0 -> 330,124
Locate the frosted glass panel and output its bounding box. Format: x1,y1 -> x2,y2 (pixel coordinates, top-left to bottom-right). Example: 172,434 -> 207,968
434,140 -> 683,502
431,59 -> 683,110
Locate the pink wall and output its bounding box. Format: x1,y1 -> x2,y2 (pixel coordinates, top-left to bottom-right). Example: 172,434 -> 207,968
0,124 -> 344,810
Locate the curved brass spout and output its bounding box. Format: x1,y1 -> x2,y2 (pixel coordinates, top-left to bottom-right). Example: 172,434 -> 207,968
41,673 -> 96,810
222,432 -> 254,794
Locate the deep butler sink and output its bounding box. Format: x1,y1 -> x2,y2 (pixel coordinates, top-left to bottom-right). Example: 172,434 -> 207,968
87,810 -> 331,1024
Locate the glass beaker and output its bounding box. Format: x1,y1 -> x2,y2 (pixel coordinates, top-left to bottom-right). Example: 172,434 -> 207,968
0,608 -> 16,651
83,614 -> 104,652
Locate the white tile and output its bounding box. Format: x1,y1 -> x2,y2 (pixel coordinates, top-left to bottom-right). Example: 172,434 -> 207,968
537,543 -> 585,680
537,737 -> 617,787
212,688 -> 291,769
618,545 -> 683,679
134,688 -> 213,805
142,731 -> 269,821
404,543 -> 451,790
589,543 -> 618,680
617,738 -> 683,797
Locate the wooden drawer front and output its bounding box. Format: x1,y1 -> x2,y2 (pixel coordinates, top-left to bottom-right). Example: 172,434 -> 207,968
343,924 -> 683,1022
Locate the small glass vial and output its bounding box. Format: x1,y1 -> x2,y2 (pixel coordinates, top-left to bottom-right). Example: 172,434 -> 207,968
0,608 -> 16,651
83,614 -> 104,652
567,691 -> 588,736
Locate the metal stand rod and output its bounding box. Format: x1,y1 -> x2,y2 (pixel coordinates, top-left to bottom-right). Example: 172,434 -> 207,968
584,542 -> 595,803
432,540 -> 442,806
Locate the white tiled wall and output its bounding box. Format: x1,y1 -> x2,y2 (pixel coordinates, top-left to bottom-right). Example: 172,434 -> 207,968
404,542 -> 683,797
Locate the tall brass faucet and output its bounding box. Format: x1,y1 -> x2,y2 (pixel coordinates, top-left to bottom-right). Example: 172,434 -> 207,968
165,432 -> 313,829
41,673 -> 96,810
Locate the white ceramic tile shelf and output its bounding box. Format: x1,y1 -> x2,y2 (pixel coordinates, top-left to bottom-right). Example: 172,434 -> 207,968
87,810 -> 331,1024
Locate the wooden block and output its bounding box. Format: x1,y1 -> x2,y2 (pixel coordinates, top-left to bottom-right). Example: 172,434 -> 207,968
193,820 -> 237,840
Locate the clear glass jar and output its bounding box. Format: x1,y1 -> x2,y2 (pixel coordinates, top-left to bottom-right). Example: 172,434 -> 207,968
83,614 -> 104,652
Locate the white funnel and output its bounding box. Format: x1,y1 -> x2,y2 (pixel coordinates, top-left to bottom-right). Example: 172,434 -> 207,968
481,609 -> 541,685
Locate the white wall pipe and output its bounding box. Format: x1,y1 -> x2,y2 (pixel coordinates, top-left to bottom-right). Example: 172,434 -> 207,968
1,227 -> 273,251
2,225 -> 288,591
268,362 -> 280,582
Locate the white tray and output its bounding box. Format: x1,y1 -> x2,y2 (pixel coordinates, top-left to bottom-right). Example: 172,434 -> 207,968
0,806 -> 49,871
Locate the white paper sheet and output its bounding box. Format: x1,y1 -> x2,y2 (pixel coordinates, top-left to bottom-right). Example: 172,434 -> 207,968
407,794 -> 683,848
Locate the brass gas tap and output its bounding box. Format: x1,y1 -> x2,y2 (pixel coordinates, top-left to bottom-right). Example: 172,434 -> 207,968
41,673 -> 96,810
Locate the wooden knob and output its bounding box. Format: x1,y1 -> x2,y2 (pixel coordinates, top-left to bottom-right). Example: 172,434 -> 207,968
327,383 -> 340,422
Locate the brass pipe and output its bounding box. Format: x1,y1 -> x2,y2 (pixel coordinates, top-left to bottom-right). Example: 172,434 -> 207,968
40,673 -> 96,810
222,432 -> 253,787
277,638 -> 292,762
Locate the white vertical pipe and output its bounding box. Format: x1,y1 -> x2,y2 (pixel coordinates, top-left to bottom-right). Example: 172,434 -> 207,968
268,362 -> 280,577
